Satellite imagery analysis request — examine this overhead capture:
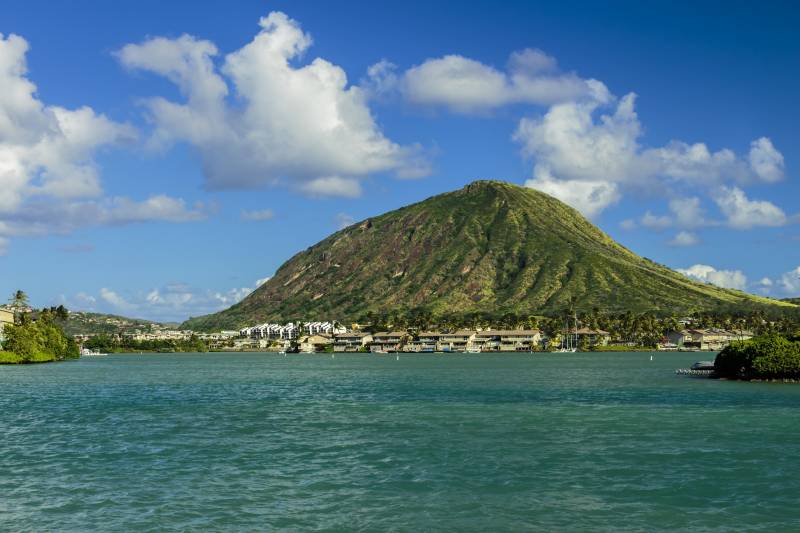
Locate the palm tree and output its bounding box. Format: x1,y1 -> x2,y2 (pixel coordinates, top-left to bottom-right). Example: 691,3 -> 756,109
9,290 -> 28,310
8,290 -> 30,325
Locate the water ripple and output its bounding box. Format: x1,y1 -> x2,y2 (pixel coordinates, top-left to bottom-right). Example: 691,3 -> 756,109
2,352 -> 800,531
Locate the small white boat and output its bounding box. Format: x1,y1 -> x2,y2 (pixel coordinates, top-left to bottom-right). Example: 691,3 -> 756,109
80,348 -> 107,357
465,347 -> 481,353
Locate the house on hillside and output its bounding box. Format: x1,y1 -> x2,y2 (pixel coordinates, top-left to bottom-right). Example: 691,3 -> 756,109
333,332 -> 373,352
243,323 -> 298,340
573,327 -> 611,347
305,321 -> 346,336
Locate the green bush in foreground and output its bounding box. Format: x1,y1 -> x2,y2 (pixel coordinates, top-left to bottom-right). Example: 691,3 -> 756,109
715,335 -> 800,379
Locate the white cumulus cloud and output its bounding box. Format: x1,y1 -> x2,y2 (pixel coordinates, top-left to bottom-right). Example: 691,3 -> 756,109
334,212 -> 356,229
668,231 -> 699,247
0,32 -> 205,254
781,267 -> 800,296
677,264 -> 747,290
0,34 -> 137,213
641,211 -> 672,231
668,197 -> 713,229
299,176 -> 363,198
748,137 -> 784,183
117,11 -> 426,197
711,186 -> 787,229
100,288 -> 137,311
514,93 -> 786,217
384,48 -> 610,114
524,168 -> 620,218
81,282 -> 257,322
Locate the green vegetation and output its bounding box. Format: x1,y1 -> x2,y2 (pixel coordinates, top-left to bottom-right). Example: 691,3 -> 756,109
182,180 -> 797,332
0,351 -> 56,364
1,303 -> 79,364
715,334 -> 800,380
589,345 -> 655,352
83,334 -> 208,353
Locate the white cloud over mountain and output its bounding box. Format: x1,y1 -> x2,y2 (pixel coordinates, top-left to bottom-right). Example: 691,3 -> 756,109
370,43 -> 789,226
678,264 -> 747,291
514,93 -> 786,218
118,11 -> 427,199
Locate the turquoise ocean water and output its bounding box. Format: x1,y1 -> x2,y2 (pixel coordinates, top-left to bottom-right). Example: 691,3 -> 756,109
2,352 -> 800,531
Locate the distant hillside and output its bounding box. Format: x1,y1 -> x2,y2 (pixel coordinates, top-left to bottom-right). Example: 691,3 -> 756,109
183,180 -> 795,331
783,298 -> 800,305
65,312 -> 174,336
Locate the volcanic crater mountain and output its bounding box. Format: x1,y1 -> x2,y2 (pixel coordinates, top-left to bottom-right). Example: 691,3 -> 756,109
183,180 -> 790,330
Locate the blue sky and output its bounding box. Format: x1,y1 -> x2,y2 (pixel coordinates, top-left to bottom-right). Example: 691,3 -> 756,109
1,0 -> 798,321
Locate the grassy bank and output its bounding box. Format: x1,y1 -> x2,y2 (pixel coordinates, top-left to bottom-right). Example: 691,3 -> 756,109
0,351 -> 57,364
590,345 -> 656,352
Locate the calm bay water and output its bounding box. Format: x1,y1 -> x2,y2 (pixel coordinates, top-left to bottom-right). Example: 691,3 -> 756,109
2,352 -> 800,531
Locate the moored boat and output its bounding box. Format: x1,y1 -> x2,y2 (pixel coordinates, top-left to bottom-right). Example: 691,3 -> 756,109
80,347 -> 107,357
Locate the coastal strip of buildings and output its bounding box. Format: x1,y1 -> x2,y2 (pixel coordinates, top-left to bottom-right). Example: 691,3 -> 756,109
235,324 -> 607,352
231,321 -> 753,353
67,314 -> 754,354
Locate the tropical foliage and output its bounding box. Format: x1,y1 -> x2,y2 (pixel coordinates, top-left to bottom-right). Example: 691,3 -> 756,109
715,335 -> 800,379
83,334 -> 208,353
1,306 -> 79,363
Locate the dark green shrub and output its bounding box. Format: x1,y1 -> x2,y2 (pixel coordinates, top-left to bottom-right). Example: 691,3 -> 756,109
715,335 -> 800,379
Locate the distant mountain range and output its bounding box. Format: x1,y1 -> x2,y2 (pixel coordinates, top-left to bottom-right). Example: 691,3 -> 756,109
182,180 -> 795,331
65,312 -> 174,336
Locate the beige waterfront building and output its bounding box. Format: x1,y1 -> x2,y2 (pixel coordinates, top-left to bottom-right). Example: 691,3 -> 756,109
471,330 -> 542,351
666,329 -> 752,351
0,307 -> 14,346
370,332 -> 408,352
333,332 -> 373,352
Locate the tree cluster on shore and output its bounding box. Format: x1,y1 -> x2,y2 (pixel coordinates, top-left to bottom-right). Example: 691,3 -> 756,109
356,307 -> 799,344
83,334 -> 208,354
1,291 -> 78,363
715,333 -> 800,380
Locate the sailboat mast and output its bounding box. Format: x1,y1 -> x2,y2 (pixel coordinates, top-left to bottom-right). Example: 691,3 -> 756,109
573,312 -> 578,350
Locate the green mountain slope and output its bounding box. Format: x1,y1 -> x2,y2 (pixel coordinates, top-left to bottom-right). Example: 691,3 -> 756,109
183,180 -> 794,331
